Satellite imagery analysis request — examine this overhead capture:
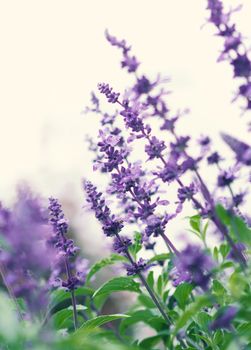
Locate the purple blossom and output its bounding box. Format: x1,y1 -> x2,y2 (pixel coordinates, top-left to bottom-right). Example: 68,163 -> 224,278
98,83 -> 120,104
134,76 -> 153,95
84,181 -> 123,237
126,258 -> 148,276
221,133 -> 251,165
170,136 -> 190,157
120,106 -> 144,133
207,151 -> 221,165
177,183 -> 197,203
145,136 -> 166,160
217,169 -> 235,187
121,54 -> 140,73
174,245 -> 213,289
210,306 -> 238,330
113,236 -> 132,254
0,185 -> 55,313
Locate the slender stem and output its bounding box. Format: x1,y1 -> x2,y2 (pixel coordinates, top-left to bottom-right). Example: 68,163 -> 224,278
64,258 -> 78,330
115,233 -> 172,326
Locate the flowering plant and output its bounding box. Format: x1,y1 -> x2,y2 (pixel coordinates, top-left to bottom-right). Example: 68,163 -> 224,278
1,1 -> 251,349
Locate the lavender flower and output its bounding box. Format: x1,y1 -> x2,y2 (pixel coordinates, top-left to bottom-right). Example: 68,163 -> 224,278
0,185 -> 55,313
48,197 -> 80,291
177,183 -> 197,203
206,1 -> 251,111
98,83 -> 120,104
84,181 -> 123,237
113,236 -> 132,254
210,306 -> 238,330
221,133 -> 251,165
174,245 -> 213,289
217,169 -> 235,187
126,258 -> 148,276
207,151 -> 221,165
145,136 -> 166,160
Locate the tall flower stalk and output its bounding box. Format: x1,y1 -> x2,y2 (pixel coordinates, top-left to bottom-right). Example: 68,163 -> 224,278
48,198 -> 79,330
84,181 -> 172,326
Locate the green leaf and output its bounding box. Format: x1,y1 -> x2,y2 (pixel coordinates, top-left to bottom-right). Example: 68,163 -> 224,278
139,334 -> 164,349
196,311 -> 211,332
119,309 -> 165,335
173,283 -> 194,310
86,254 -> 127,283
219,243 -> 230,259
49,287 -> 93,312
229,272 -> 248,297
76,314 -> 129,333
148,253 -> 170,264
215,204 -> 251,245
189,215 -> 201,233
146,271 -> 154,290
174,296 -> 210,335
52,305 -> 86,329
93,277 -> 141,298
157,275 -> 163,295
138,294 -> 156,309
129,232 -> 142,258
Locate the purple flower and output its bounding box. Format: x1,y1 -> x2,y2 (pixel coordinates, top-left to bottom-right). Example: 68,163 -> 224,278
207,151 -> 221,165
210,306 -> 238,330
174,245 -> 213,289
177,184 -> 197,203
170,136 -> 190,157
105,30 -> 130,53
145,215 -> 166,237
134,76 -> 153,95
217,169 -> 235,187
0,185 -> 55,313
221,133 -> 251,165
145,136 -> 166,160
121,54 -> 140,73
126,258 -> 148,276
84,181 -> 123,237
120,107 -> 144,133
98,83 -> 120,104
113,236 -> 132,254
105,30 -> 140,73
198,136 -> 211,147
232,54 -> 251,78
156,162 -> 180,183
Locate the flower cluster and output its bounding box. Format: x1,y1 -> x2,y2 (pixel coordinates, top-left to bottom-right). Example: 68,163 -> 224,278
206,0 -> 251,112
48,197 -> 87,291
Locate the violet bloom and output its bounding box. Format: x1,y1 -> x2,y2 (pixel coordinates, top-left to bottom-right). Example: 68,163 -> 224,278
113,236 -> 132,254
84,181 -> 124,237
217,169 -> 235,187
174,245 -> 213,289
126,258 -> 148,276
206,1 -> 251,111
221,133 -> 251,166
145,136 -> 166,160
207,151 -> 221,165
105,30 -> 140,73
177,183 -> 197,203
98,83 -> 120,104
48,197 -> 80,291
210,306 -> 238,331
0,185 -> 55,313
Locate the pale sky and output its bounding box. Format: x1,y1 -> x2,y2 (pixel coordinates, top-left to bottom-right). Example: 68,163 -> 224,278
0,0 -> 250,253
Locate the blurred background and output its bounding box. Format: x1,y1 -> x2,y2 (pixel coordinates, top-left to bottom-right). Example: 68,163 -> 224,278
0,0 -> 251,259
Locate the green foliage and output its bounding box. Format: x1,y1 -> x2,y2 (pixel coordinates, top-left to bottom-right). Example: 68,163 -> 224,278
93,276 -> 141,298
86,254 -> 128,283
